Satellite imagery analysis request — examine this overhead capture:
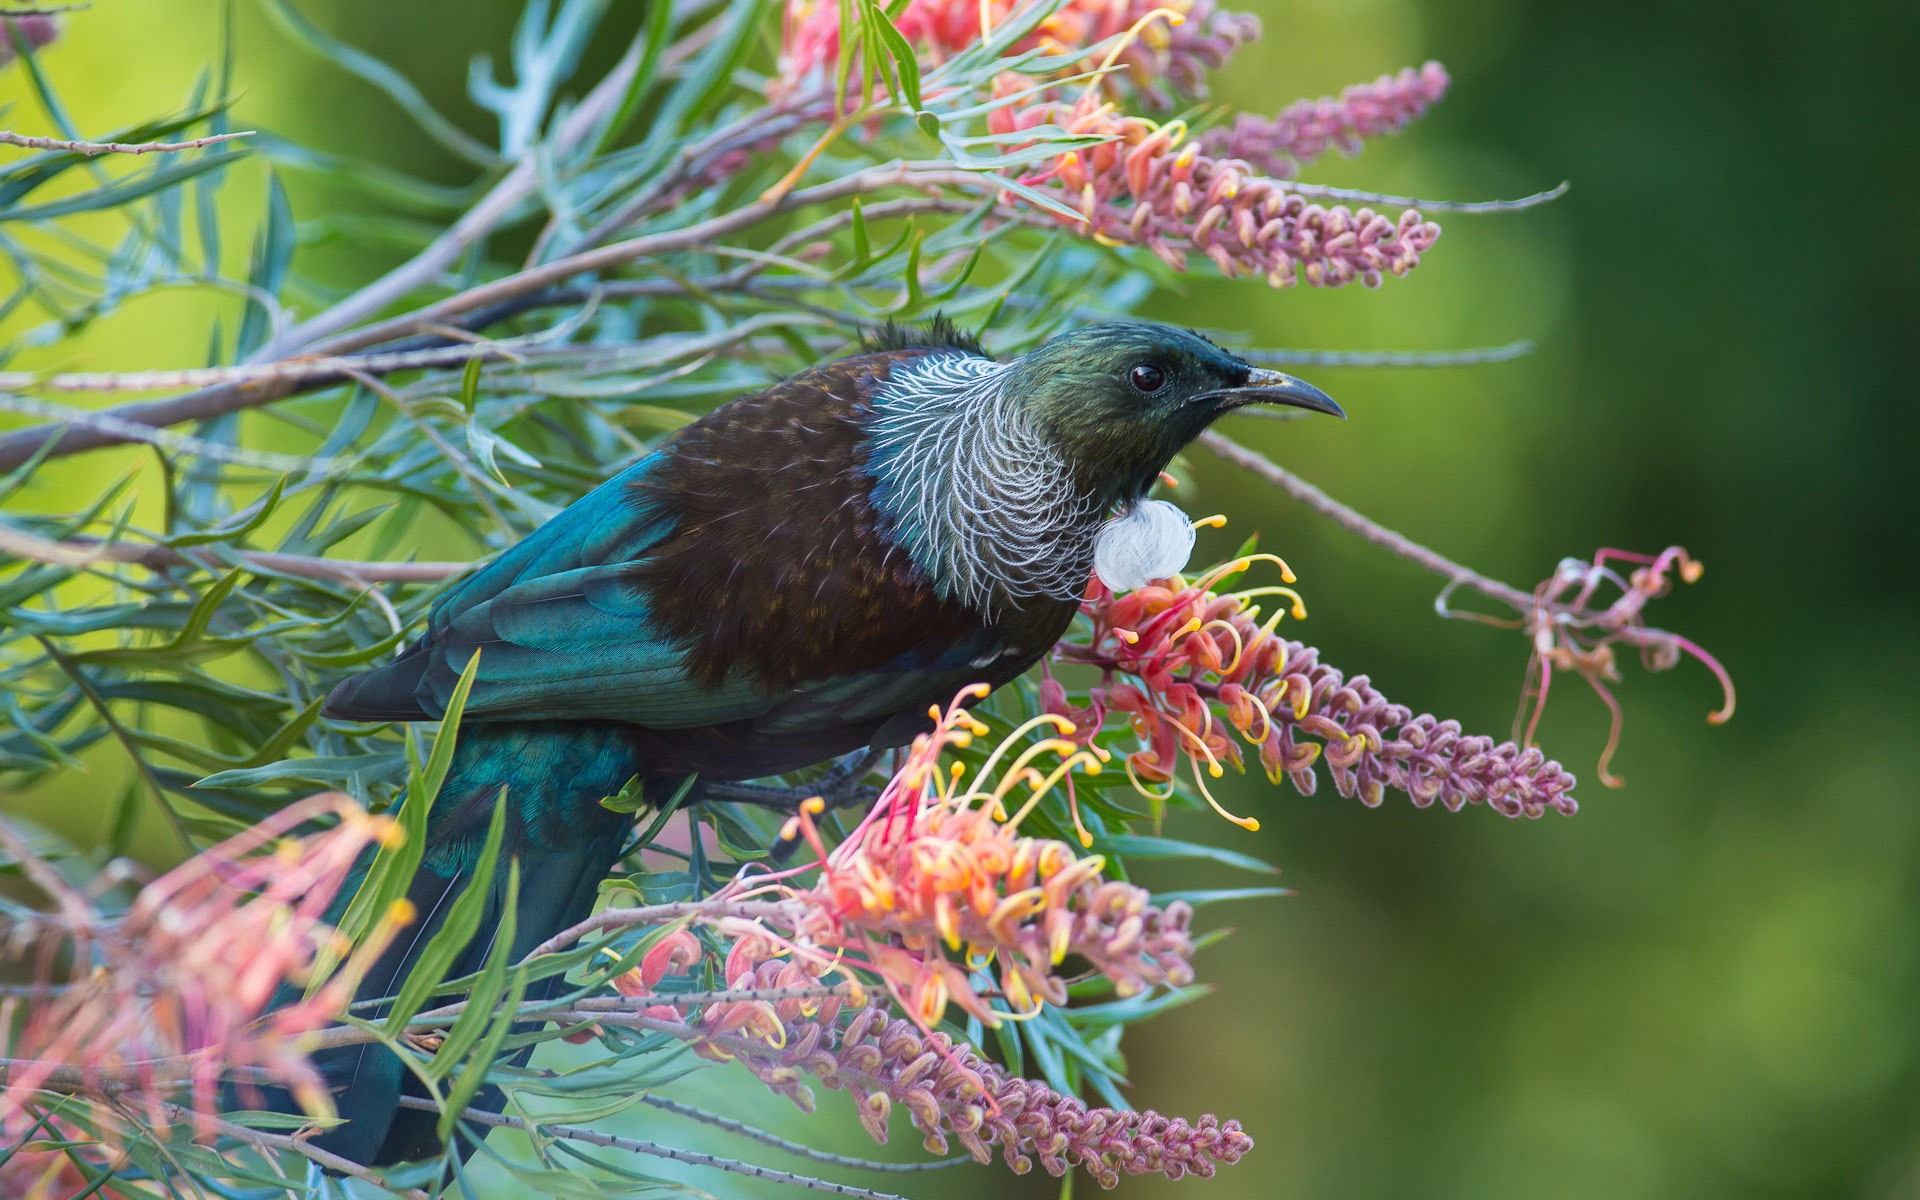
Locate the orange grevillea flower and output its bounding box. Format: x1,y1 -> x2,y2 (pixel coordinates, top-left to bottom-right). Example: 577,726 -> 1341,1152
0,795 -> 412,1135
1051,557 -> 1579,821
759,689 -> 1194,1028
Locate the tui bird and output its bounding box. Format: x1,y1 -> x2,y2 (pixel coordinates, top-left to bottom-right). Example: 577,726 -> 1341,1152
292,318 -> 1341,1165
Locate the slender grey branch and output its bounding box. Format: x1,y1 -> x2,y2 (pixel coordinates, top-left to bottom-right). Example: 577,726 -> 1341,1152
0,520 -> 466,584
152,1100 -> 429,1200
636,1094 -> 969,1174
394,1097 -> 917,1200
255,35 -> 645,358
1197,429 -> 1533,610
1246,340 -> 1535,368
1282,179 -> 1570,213
0,129 -> 255,156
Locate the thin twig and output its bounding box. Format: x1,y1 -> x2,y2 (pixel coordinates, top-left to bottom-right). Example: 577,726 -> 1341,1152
0,524 -> 468,584
0,394 -> 354,472
0,129 -> 255,156
151,1100 -> 429,1200
0,339 -> 542,393
0,4 -> 87,14
1246,340 -> 1534,368
1282,179 -> 1569,214
1197,429 -> 1531,609
527,898 -> 798,958
394,1098 -> 917,1200
636,1094 -> 969,1174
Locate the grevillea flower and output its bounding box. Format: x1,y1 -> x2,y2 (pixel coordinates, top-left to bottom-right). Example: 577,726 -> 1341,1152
779,0 -> 1259,104
647,956 -> 1251,1188
0,794 -> 412,1132
733,691 -> 1197,1027
1201,61 -> 1451,179
1051,557 -> 1579,820
990,85 -> 1441,287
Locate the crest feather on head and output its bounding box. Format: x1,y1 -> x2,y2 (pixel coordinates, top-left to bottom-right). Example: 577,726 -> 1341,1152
862,314 -> 990,359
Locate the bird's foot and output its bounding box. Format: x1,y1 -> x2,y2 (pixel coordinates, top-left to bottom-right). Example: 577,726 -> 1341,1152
697,750 -> 889,864
701,748 -> 885,814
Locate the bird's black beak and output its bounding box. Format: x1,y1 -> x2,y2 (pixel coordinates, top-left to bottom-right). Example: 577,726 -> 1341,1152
1200,367 -> 1345,418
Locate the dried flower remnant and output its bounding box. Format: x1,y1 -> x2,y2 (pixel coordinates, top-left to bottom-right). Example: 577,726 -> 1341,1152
1051,558 -> 1579,820
1201,62 -> 1452,179
647,962 -> 1251,1188
1485,545 -> 1736,787
0,794 -> 412,1132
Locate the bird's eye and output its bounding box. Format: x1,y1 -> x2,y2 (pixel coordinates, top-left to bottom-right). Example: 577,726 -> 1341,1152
1128,364 -> 1166,394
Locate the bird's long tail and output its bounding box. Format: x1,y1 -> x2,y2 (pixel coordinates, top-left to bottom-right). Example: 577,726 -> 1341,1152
261,721 -> 646,1167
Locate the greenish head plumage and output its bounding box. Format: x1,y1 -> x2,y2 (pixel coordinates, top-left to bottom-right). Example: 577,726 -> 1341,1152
1009,321 -> 1342,506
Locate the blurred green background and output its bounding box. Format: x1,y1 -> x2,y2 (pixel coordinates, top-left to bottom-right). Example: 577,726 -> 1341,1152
5,0 -> 1916,1197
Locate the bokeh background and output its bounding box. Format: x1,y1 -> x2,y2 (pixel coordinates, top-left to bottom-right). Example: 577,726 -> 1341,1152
5,1 -> 1916,1197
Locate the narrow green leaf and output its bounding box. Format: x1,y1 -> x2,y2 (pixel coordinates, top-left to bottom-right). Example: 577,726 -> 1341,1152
1150,885 -> 1294,908
1090,834 -> 1279,875
430,860 -> 519,1080
167,475 -> 287,547
384,784 -> 509,1032
0,154 -> 246,222
313,652 -> 482,994
440,961 -> 528,1141
259,0 -> 496,165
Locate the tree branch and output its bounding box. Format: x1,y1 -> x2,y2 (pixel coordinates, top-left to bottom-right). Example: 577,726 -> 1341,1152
0,129 -> 254,155
0,166 -> 989,472
393,1097 -> 917,1200
0,522 -> 468,585
1197,429 -> 1532,610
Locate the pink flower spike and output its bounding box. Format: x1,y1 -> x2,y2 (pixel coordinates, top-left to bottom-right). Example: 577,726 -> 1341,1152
1203,62 -> 1451,177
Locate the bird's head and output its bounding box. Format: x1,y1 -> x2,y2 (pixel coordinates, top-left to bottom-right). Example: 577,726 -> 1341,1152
1008,322 -> 1342,505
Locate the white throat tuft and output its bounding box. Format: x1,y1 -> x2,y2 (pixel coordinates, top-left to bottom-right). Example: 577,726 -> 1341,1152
1093,499 -> 1196,592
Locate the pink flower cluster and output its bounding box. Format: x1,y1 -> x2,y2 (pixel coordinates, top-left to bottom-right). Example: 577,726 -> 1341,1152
643,693 -> 1196,1028
0,14 -> 59,66
642,943 -> 1251,1188
788,697 -> 1196,1022
992,89 -> 1441,287
1202,61 -> 1451,178
779,0 -> 1259,103
1051,560 -> 1579,820
0,795 -> 410,1131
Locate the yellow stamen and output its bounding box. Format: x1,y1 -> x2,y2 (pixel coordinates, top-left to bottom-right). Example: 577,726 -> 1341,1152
1080,6 -> 1188,106
1004,750 -> 1105,827
1123,756 -> 1178,803
1202,618 -> 1246,676
1192,756 -> 1260,832
973,714 -> 1075,793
